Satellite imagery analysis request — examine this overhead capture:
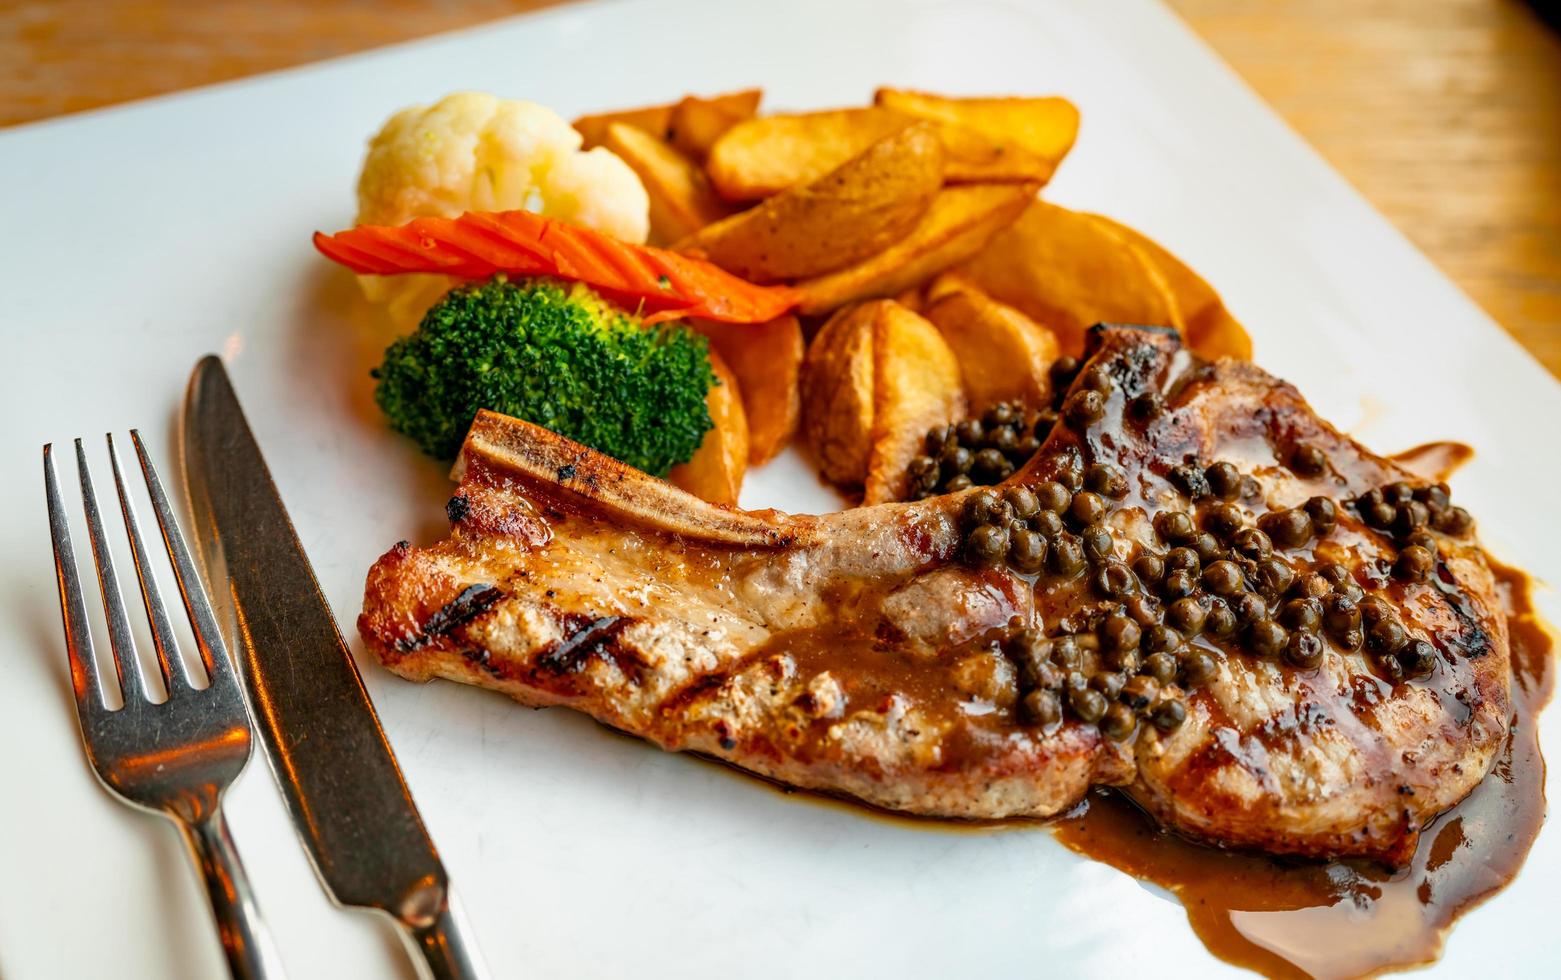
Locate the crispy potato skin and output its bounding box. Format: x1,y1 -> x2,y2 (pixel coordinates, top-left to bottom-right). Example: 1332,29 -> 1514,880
924,286 -> 1059,411
793,182 -> 1037,315
874,88 -> 1080,183
679,123 -> 943,282
574,101 -> 675,149
694,315 -> 805,466
603,122 -> 731,245
668,89 -> 763,161
706,107 -> 913,201
669,349 -> 748,505
799,300 -> 965,502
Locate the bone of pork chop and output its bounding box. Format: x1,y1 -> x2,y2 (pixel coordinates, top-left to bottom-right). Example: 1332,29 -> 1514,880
359,324 -> 1510,864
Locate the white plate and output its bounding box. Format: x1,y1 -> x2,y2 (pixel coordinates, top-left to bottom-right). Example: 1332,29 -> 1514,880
2,0 -> 1558,976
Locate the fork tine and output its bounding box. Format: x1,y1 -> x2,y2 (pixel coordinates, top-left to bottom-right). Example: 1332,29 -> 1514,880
45,444 -> 109,710
130,430 -> 231,684
107,433 -> 184,692
74,439 -> 149,704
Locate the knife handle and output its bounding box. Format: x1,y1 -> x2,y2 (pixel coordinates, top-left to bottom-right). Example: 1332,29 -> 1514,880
398,885 -> 488,980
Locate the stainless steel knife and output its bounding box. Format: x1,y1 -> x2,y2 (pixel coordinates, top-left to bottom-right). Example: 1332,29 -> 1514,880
180,355 -> 486,980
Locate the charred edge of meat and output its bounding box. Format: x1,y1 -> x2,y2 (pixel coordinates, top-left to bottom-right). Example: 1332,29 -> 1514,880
1431,562 -> 1494,658
446,494 -> 471,524
395,583 -> 506,652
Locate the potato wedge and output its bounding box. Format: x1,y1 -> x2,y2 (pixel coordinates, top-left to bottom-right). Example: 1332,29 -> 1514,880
1087,214 -> 1252,360
669,349 -> 749,505
574,101 -> 675,149
706,107 -> 915,201
602,122 -> 732,245
875,89 -> 1080,182
863,303 -> 967,505
799,303 -> 878,487
925,288 -> 1060,411
678,123 -> 943,282
799,300 -> 965,502
955,200 -> 1179,356
693,314 -> 805,465
668,89 -> 763,161
793,182 -> 1037,316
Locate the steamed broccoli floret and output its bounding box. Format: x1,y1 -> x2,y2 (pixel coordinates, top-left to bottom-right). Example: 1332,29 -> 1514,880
372,277 -> 716,474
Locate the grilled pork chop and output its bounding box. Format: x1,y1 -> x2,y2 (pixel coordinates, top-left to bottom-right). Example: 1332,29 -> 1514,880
359,325 -> 1509,864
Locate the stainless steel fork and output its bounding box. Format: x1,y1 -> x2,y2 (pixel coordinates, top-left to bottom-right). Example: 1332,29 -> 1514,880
45,433 -> 284,980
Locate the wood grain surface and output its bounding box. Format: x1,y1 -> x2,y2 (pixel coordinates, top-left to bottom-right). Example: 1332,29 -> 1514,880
4,0 -> 1557,375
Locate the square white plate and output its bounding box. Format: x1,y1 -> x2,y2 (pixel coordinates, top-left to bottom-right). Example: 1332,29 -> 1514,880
2,0 -> 1557,976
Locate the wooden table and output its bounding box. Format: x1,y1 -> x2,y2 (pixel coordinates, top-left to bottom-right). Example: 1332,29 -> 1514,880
5,0 -> 1558,376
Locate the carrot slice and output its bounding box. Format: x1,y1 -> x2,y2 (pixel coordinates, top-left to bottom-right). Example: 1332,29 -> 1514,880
313,210 -> 799,325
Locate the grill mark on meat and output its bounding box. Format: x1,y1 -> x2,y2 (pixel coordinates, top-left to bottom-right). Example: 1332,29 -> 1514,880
396,583 -> 506,652
1430,561 -> 1493,658
536,614 -> 636,680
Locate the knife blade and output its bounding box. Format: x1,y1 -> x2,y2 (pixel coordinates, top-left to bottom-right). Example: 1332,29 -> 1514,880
180,355 -> 485,980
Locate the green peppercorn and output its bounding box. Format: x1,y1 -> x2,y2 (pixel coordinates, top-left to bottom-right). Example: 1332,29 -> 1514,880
1070,490 -> 1108,527
1191,533 -> 1222,564
1133,552 -> 1166,585
1259,508 -> 1313,549
1205,461 -> 1242,500
1204,502 -> 1245,539
966,523 -> 1009,566
1031,509 -> 1064,539
1284,630 -> 1324,669
1385,482 -> 1414,506
955,419 -> 984,446
1435,506 -> 1473,536
1204,599 -> 1238,638
1180,649 -> 1218,686
1289,444 -> 1327,476
1005,486 -> 1040,520
1143,651 -> 1179,686
1069,686 -> 1108,724
1253,558 -> 1297,598
1247,619 -> 1288,659
1022,688 -> 1063,727
1123,594 -> 1163,626
1232,527 -> 1272,561
1151,697 -> 1188,732
1033,410 -> 1059,440
908,455 -> 940,489
1399,639 -> 1437,679
1338,627 -> 1364,651
1160,570 -> 1197,600
1395,545 -> 1434,582
1130,391 -> 1164,421
1367,618 -> 1409,655
1093,561 -> 1138,599
1009,528 -> 1047,573
1233,592 -> 1268,626
940,444 -> 974,478
1154,511 -> 1197,544
1374,650 -> 1407,684
1169,463 -> 1212,500
1051,636 -> 1082,670
1145,624 -> 1183,653
985,402 -> 1018,428
963,487 -> 1004,526
1304,496 -> 1337,534
925,425 -> 954,456
1049,356 -> 1081,392
945,474 -> 973,492
1049,534 -> 1086,577
973,448 -> 1013,483
1202,559 -> 1245,596
1036,480 -> 1071,514
1082,525 -> 1115,562
1358,595 -> 1393,626
1392,501 -> 1430,538
1101,611 -> 1142,653
1323,594 -> 1361,636
988,425 -> 1020,454
1086,462 -> 1129,499
1167,596 -> 1208,634
1279,597 -> 1323,632
1405,530 -> 1439,556
1063,389 -> 1106,429
1317,561 -> 1350,585
1293,572 -> 1332,600
1121,674 -> 1160,710
1099,702 -> 1135,740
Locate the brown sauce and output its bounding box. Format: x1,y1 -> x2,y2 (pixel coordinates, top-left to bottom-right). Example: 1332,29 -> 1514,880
1051,557 -> 1552,978
1389,442 -> 1475,483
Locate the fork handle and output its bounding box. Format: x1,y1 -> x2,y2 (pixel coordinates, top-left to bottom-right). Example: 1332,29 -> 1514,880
177,810 -> 285,980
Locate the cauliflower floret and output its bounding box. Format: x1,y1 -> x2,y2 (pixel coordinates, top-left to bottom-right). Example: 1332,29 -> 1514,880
353,92 -> 650,329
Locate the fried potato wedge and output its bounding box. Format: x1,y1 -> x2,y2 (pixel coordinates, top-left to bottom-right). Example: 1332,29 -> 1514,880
864,303 -> 966,505
800,301 -> 965,502
693,314 -> 805,465
603,122 -> 732,245
668,89 -> 763,161
800,302 -> 878,487
955,200 -> 1179,356
793,182 -> 1037,316
925,287 -> 1060,411
679,123 -> 943,282
574,101 -> 675,149
669,349 -> 749,505
875,89 -> 1080,183
706,107 -> 914,201
1087,215 -> 1251,360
